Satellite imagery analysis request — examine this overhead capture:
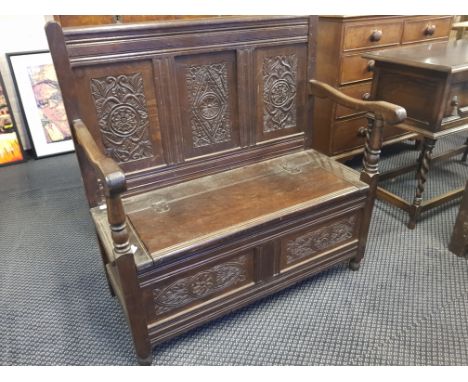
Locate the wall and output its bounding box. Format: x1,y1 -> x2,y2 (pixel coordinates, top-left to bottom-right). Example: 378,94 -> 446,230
0,15 -> 53,149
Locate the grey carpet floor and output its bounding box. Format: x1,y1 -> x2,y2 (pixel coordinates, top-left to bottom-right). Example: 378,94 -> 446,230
1,134 -> 468,366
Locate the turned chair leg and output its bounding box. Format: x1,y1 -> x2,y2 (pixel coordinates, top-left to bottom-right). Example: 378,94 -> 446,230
414,138 -> 423,151
462,137 -> 468,162
416,147 -> 425,179
408,138 -> 436,229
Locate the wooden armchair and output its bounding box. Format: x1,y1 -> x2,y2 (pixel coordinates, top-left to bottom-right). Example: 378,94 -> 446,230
46,16 -> 405,365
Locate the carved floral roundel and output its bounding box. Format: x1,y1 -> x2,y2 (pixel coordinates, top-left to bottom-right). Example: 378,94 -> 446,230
197,92 -> 223,120
270,79 -> 293,107
109,104 -> 140,136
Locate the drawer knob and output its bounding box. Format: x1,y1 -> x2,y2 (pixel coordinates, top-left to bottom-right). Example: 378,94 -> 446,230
361,92 -> 370,101
370,29 -> 383,42
424,24 -> 436,36
367,60 -> 375,72
358,127 -> 368,137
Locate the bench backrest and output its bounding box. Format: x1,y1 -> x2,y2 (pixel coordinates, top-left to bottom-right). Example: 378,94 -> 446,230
46,16 -> 317,207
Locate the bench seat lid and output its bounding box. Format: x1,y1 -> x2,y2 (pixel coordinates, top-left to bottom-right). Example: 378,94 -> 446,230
91,149 -> 367,270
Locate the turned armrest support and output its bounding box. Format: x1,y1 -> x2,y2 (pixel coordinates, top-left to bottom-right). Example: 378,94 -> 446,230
74,119 -> 131,257
309,79 -> 406,124
309,79 -> 407,183
73,119 -> 127,196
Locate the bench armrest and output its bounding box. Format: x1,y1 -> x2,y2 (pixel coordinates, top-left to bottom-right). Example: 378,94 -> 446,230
309,79 -> 406,124
73,119 -> 126,196
74,119 -> 131,258
309,79 -> 407,185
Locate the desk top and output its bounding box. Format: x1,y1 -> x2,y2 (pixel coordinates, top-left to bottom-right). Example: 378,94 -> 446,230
363,40 -> 468,73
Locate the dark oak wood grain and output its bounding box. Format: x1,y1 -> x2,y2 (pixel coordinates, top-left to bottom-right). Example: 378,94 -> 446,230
46,16 -> 404,365
74,119 -> 126,196
53,15 -> 212,27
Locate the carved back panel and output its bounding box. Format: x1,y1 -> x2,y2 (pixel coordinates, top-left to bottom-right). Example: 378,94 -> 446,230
47,16 -> 317,207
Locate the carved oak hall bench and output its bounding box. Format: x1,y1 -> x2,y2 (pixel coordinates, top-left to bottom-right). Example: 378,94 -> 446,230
45,16 -> 405,364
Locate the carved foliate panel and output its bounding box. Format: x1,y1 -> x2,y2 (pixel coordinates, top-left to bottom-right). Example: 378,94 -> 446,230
153,255 -> 248,316
90,73 -> 154,163
263,55 -> 298,133
186,63 -> 232,148
286,216 -> 356,264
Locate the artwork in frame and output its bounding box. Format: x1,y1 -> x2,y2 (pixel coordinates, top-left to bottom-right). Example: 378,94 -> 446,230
7,50 -> 74,158
0,71 -> 24,166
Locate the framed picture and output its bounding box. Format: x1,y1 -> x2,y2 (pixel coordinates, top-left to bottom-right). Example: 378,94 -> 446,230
7,50 -> 74,158
0,70 -> 25,166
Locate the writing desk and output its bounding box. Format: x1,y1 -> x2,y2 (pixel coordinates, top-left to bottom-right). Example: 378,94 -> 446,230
363,40 -> 468,228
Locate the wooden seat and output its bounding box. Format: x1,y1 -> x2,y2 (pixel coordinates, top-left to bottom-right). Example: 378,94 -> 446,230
91,149 -> 368,269
46,16 -> 405,364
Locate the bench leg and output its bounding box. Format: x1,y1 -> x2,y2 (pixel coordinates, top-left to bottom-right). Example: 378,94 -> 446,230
137,353 -> 153,366
348,259 -> 361,271
114,253 -> 153,365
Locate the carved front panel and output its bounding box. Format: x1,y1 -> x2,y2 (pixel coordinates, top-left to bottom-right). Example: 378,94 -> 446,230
90,73 -> 154,163
176,52 -> 240,159
281,215 -> 358,268
148,252 -> 254,320
256,45 -> 306,143
263,54 -> 298,133
187,63 -> 232,148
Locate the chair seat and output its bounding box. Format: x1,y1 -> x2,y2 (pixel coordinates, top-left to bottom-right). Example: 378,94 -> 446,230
91,149 -> 367,271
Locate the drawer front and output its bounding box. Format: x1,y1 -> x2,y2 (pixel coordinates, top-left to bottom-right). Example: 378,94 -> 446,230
340,54 -> 374,84
402,17 -> 451,44
343,21 -> 402,51
332,116 -> 369,153
280,212 -> 360,271
332,117 -> 407,155
383,123 -> 407,140
443,82 -> 468,122
335,82 -> 372,119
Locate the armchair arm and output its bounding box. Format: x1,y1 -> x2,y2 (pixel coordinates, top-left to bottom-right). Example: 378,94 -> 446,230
309,79 -> 406,124
73,119 -> 126,196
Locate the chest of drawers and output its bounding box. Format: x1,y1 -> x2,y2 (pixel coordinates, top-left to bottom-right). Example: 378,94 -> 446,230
313,15 -> 453,159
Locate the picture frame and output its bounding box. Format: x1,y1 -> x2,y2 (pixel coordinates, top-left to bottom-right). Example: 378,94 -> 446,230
0,70 -> 25,167
7,50 -> 74,158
